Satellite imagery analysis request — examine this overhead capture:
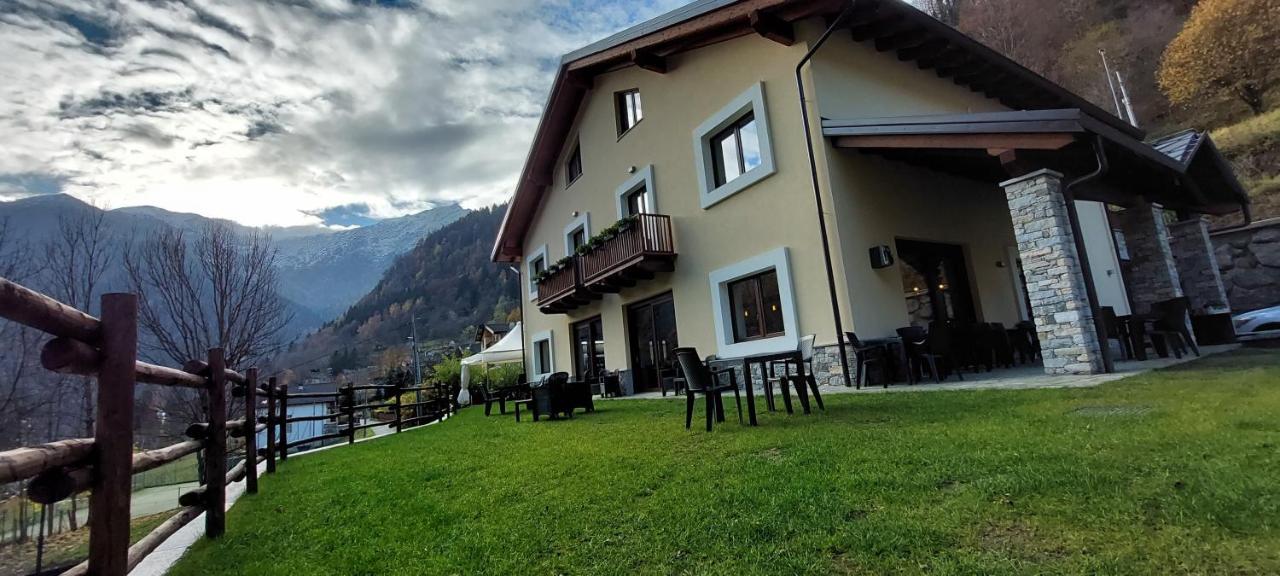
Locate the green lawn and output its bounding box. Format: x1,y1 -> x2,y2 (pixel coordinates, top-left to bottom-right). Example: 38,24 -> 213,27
171,349 -> 1280,575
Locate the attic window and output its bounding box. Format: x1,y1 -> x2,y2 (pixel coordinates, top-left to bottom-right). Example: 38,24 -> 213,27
615,89 -> 643,136
566,142 -> 583,187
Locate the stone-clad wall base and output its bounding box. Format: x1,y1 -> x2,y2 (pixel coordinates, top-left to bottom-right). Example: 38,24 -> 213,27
1118,201 -> 1183,315
1213,219 -> 1280,312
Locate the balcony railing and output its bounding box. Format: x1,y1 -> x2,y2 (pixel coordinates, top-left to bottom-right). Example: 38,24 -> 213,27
535,258 -> 583,312
536,213 -> 676,314
579,214 -> 676,287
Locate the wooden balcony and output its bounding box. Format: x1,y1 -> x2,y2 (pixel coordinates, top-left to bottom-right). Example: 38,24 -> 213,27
535,258 -> 593,314
536,214 -> 676,314
580,213 -> 676,293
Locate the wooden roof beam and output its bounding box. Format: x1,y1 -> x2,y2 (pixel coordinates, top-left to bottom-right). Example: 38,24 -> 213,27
898,39 -> 949,62
874,29 -> 929,52
749,10 -> 794,46
917,49 -> 970,71
629,49 -> 667,74
849,15 -> 904,42
937,60 -> 985,79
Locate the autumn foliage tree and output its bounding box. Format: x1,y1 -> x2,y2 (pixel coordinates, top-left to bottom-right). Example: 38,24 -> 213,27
1158,0 -> 1280,115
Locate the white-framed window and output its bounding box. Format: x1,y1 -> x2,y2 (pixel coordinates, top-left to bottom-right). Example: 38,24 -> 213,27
526,244 -> 548,301
615,165 -> 657,218
564,213 -> 591,256
615,89 -> 643,136
566,142 -> 583,187
708,247 -> 798,358
692,83 -> 775,209
531,330 -> 555,379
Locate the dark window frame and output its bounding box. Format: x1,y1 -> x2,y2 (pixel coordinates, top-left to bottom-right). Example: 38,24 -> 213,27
710,112 -> 758,188
624,185 -> 648,216
566,142 -> 583,187
727,269 -> 785,343
534,338 -> 552,375
615,89 -> 643,137
529,255 -> 546,293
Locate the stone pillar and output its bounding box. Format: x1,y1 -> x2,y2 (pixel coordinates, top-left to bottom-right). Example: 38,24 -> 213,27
1117,200 -> 1183,315
1001,169 -> 1105,375
1169,216 -> 1230,313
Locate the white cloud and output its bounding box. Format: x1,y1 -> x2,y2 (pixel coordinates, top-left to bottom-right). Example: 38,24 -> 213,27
0,0 -> 690,226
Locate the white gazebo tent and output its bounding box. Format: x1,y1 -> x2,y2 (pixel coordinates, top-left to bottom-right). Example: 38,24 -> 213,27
458,322 -> 523,405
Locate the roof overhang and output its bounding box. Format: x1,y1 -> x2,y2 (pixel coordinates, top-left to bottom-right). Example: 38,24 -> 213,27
823,109 -> 1249,215
491,0 -> 1147,262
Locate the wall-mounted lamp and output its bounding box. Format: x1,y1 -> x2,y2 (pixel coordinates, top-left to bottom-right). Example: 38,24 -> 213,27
571,210 -> 580,217
869,245 -> 894,269
627,166 -> 637,174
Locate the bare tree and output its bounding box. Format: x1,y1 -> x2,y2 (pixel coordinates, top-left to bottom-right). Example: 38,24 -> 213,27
0,218 -> 44,450
41,209 -> 114,439
124,222 -> 292,424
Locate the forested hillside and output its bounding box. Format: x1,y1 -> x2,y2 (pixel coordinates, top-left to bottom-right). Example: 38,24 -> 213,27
270,205 -> 519,379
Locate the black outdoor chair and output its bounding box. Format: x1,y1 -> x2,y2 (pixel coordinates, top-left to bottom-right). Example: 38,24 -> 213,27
897,323 -> 965,384
985,323 -> 1016,368
765,335 -> 824,412
660,364 -> 686,397
674,347 -> 742,431
1147,297 -> 1200,359
1011,321 -> 1042,364
515,372 -> 573,422
601,371 -> 622,398
1100,307 -> 1135,361
472,377 -> 512,416
845,332 -> 888,388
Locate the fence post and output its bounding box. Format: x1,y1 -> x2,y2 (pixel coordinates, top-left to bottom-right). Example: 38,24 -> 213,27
278,384 -> 288,462
265,376 -> 276,474
245,367 -> 259,495
393,381 -> 402,433
205,348 -> 227,539
88,293 -> 137,576
344,384 -> 355,445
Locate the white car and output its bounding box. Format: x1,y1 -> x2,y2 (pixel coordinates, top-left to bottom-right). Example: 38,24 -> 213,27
1234,305 -> 1280,336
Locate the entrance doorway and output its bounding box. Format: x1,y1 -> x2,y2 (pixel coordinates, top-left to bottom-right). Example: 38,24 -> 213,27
896,239 -> 978,327
627,293 -> 678,392
571,316 -> 605,382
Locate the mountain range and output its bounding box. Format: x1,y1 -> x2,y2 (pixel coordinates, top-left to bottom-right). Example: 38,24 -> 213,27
0,194 -> 468,334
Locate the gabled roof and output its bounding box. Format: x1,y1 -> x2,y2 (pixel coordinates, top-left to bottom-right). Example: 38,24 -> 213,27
492,0 -> 1144,262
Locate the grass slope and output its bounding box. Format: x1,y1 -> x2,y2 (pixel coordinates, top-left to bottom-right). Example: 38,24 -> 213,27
172,349 -> 1280,575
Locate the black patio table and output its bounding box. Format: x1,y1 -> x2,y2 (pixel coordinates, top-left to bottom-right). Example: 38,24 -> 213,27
739,349 -> 810,426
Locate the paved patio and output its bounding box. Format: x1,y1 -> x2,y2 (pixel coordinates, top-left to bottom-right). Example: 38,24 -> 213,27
620,344 -> 1238,400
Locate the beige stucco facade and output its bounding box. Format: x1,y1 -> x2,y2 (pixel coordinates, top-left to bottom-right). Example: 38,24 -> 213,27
517,18 -> 1030,381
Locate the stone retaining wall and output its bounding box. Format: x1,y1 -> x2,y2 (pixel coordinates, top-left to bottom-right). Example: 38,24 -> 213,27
1212,218 -> 1280,312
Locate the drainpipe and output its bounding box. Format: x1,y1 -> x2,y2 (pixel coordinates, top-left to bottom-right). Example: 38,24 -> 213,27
796,1 -> 858,387
1062,136 -> 1115,374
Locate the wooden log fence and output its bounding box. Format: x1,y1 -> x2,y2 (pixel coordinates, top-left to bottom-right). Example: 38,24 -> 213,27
0,277 -> 458,575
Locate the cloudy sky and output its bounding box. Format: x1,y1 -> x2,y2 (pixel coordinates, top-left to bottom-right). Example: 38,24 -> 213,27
0,0 -> 690,227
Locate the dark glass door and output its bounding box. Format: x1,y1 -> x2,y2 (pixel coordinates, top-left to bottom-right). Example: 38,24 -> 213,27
627,293 -> 678,391
572,316 -> 605,382
896,239 -> 977,327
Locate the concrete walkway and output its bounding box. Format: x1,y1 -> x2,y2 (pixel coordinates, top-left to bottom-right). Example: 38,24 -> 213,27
621,344 -> 1238,401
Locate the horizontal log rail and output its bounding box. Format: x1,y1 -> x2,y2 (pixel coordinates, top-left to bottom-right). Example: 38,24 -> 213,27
231,422 -> 267,438
42,337 -> 207,389
181,359 -> 247,385
28,439 -> 204,504
0,438 -> 95,484
350,384 -> 397,391
353,421 -> 384,432
285,413 -> 340,424
0,278 -> 100,343
350,401 -> 395,411
286,391 -> 342,399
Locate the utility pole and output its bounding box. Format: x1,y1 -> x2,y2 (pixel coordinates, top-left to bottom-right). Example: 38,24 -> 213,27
1115,70 -> 1138,128
1098,49 -> 1125,120
409,314 -> 423,422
